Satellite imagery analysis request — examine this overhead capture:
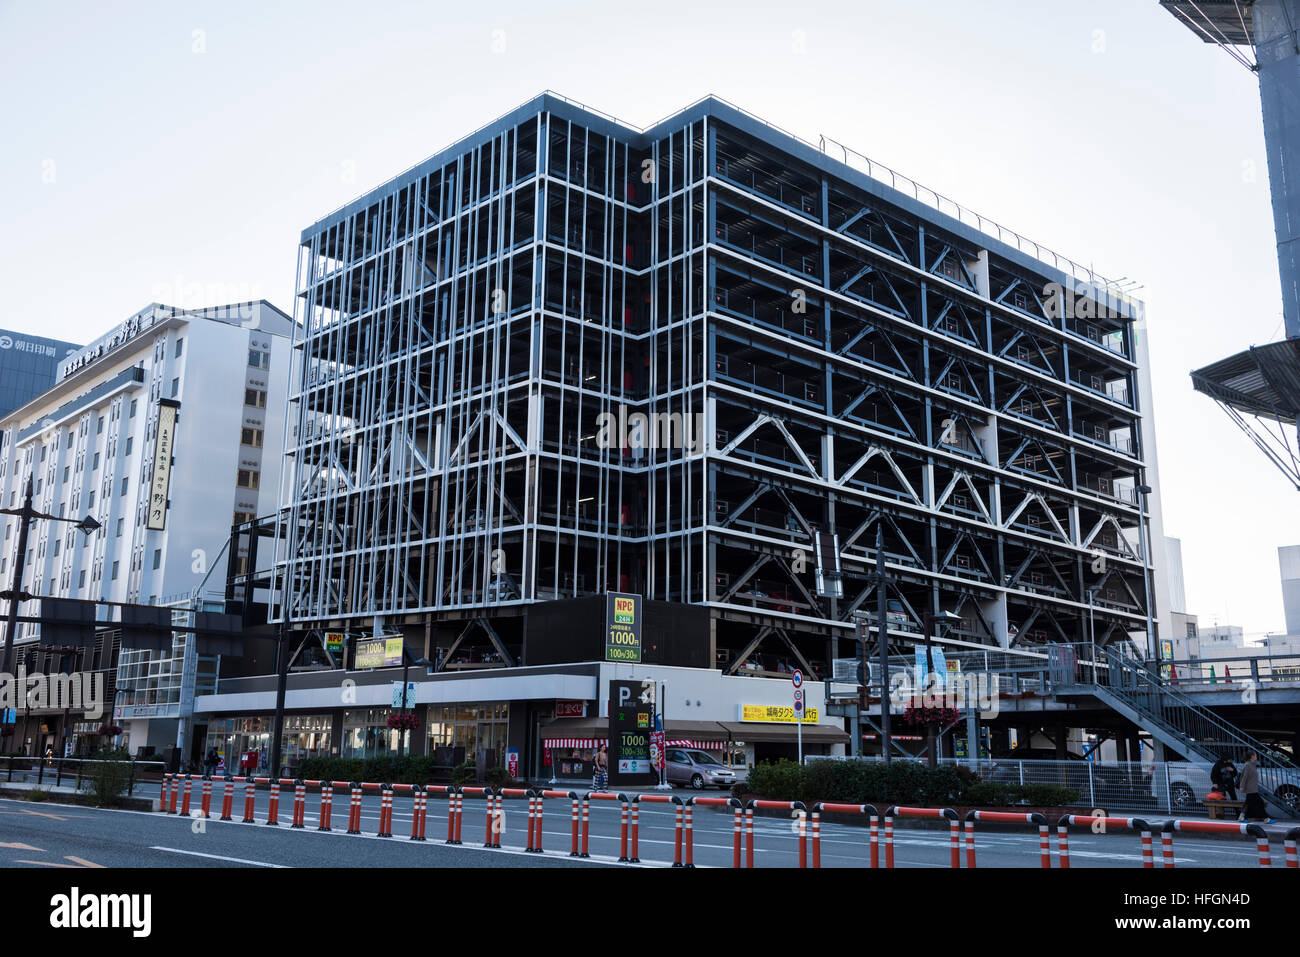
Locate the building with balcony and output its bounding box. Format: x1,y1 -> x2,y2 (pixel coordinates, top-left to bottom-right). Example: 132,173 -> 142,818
0,300 -> 293,757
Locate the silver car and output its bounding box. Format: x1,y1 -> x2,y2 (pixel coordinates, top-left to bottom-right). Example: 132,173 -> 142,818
666,748 -> 736,790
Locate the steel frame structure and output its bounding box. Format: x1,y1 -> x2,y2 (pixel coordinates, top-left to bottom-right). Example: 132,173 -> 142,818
277,94 -> 1155,678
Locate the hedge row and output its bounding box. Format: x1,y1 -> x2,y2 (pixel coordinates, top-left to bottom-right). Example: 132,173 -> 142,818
295,756 -> 518,789
737,760 -> 1078,809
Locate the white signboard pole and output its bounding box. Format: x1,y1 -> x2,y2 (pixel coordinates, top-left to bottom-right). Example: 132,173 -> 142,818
792,670 -> 804,765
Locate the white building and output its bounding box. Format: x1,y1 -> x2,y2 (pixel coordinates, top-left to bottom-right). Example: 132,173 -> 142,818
0,301 -> 293,757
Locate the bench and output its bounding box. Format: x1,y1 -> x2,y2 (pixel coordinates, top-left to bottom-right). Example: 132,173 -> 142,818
1205,799 -> 1244,820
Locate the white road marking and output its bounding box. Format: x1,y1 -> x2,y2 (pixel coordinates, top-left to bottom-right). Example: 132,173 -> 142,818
149,846 -> 288,867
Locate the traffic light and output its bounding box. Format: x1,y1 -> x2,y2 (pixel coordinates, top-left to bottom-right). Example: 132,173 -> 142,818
119,605 -> 174,652
37,598 -> 96,648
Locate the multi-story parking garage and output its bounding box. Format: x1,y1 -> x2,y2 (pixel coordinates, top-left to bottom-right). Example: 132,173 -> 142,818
214,93 -> 1172,776
276,92 -> 1168,682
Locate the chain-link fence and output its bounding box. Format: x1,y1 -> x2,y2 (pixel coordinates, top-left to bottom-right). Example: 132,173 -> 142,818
806,755 -> 1300,820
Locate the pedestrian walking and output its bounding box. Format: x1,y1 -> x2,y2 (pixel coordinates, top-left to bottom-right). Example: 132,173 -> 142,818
592,744 -> 609,792
1239,750 -> 1271,823
203,746 -> 219,778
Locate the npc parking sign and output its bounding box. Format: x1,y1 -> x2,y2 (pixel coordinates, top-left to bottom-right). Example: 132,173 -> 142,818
605,592 -> 642,662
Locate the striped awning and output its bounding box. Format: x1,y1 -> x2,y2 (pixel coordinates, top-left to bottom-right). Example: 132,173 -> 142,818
666,739 -> 727,750
542,737 -> 728,751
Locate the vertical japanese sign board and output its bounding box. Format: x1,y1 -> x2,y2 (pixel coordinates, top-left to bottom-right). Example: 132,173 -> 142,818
605,592 -> 642,663
146,399 -> 180,531
607,679 -> 657,787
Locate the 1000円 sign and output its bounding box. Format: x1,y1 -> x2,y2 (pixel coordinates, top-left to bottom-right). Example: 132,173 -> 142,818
605,592 -> 642,662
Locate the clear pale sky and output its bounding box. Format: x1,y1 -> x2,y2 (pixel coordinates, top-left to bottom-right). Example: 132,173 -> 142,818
1,0 -> 1294,639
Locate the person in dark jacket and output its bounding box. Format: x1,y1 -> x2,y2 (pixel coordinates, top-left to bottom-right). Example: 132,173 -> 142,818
1210,756 -> 1238,801
203,747 -> 219,778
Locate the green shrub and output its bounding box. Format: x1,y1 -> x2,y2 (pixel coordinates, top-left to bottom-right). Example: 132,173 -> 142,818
483,767 -> 516,789
26,787 -> 49,802
746,760 -> 806,802
961,781 -> 1013,806
745,759 -> 1080,809
297,757 -> 366,783
1010,784 -> 1079,807
89,750 -> 132,807
450,760 -> 477,787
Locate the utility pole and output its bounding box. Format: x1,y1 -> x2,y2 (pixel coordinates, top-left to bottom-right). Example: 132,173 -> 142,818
1136,483 -> 1156,663
1,474 -> 100,752
269,619 -> 289,778
0,476 -> 36,680
873,526 -> 894,763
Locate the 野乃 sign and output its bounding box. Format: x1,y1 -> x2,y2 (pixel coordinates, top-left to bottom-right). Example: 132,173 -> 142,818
739,704 -> 819,724
604,592 -> 642,662
145,400 -> 180,531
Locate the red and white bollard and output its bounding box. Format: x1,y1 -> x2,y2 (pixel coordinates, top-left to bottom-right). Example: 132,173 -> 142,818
745,807 -> 755,869
1056,823 -> 1071,869
347,783 -> 362,834
672,802 -> 684,867
869,813 -> 879,868
220,776 -> 234,821
1284,829 -> 1298,868
1256,832 -> 1272,867
160,774 -> 172,813
318,782 -> 334,831
1140,826 -> 1154,868
525,793 -> 537,852
242,779 -> 257,823
291,780 -> 307,829
179,776 -> 193,817
732,805 -> 743,868
580,797 -> 590,858
265,779 -> 280,826
410,786 -> 426,841
377,785 -> 393,838
199,776 -> 213,818
621,799 -> 633,864
884,813 -> 894,868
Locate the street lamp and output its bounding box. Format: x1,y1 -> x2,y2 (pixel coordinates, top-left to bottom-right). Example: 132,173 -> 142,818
1135,483 -> 1156,662
0,474 -> 100,746
1085,584 -> 1100,675
397,652 -> 431,758
921,610 -> 963,769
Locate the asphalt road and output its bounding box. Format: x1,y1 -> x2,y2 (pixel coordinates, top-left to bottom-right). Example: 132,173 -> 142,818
0,783 -> 1284,868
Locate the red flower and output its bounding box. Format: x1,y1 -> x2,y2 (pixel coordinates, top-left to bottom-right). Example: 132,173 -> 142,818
386,713 -> 420,731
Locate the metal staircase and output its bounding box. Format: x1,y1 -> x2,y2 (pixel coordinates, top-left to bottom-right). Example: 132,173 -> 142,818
1053,644 -> 1300,816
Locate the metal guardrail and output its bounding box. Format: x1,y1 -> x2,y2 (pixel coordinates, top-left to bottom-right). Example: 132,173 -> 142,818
806,755 -> 1298,820
3,755 -> 165,797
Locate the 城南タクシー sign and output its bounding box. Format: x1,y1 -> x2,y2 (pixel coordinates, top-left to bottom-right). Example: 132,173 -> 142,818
605,592 -> 642,663
739,704 -> 819,724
